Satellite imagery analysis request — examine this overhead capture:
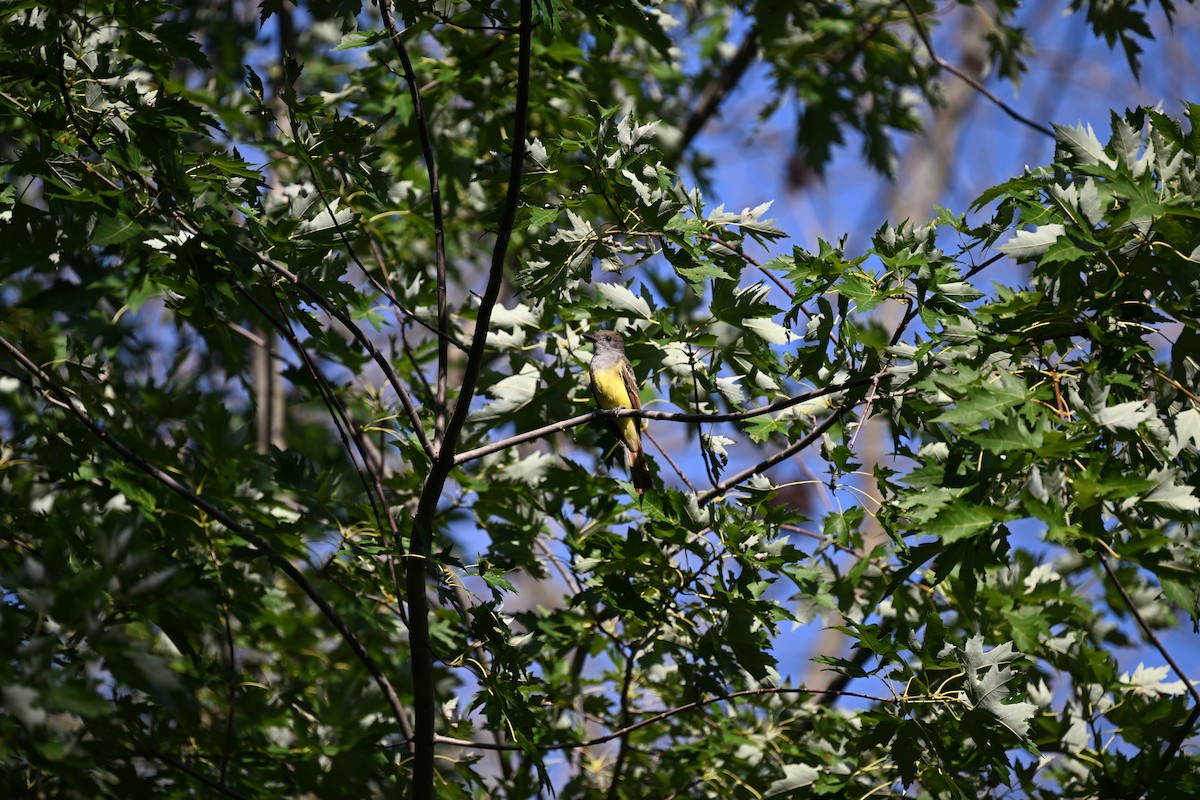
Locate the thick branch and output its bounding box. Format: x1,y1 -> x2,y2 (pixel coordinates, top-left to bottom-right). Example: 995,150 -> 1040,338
401,3 -> 535,798
678,26 -> 760,153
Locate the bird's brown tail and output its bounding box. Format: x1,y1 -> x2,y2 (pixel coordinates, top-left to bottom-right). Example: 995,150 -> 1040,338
629,448 -> 652,494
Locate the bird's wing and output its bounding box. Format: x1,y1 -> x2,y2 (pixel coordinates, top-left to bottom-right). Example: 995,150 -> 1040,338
620,360 -> 646,431
620,361 -> 641,410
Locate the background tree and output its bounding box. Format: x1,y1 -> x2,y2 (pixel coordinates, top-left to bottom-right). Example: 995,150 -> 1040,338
2,1 -> 1199,799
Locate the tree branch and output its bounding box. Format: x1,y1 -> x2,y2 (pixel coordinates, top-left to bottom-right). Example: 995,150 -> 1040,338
198,529 -> 239,786
1097,550 -> 1200,776
255,284 -> 406,609
454,373 -> 887,466
402,3 -> 535,797
292,109 -> 467,355
604,644 -> 640,800
146,750 -> 253,800
433,685 -> 893,753
696,398 -> 849,507
379,0 -> 451,446
691,344 -> 721,487
226,244 -> 434,461
902,0 -> 1054,139
678,25 -> 760,154
1098,551 -> 1200,708
55,145 -> 436,463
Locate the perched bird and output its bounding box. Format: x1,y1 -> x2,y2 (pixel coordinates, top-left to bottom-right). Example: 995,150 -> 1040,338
583,330 -> 652,494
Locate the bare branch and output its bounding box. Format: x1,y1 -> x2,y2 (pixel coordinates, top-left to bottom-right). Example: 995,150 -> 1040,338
454,373 -> 887,466
403,3 -> 535,797
645,427 -> 698,493
379,0 -> 451,446
903,0 -> 1054,139
1098,550 -> 1200,773
439,8 -> 534,458
433,685 -> 894,753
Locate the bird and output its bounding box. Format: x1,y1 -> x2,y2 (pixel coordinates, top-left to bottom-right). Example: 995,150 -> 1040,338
583,330 -> 653,494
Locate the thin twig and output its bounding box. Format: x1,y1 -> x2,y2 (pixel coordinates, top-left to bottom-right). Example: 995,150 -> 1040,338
438,5 -> 533,460
379,0 -> 451,446
1097,553 -> 1200,706
850,296 -> 918,451
454,373 -> 886,465
291,106 -> 465,353
645,428 -> 697,493
257,284 -> 406,607
146,750 -> 253,800
433,685 -> 894,752
695,232 -> 796,302
444,571 -> 514,778
199,529 -> 238,785
695,397 -> 850,507
1097,550 -> 1200,776
55,144 -> 435,464
902,0 -> 1054,139
1161,703 -> 1200,776
228,242 -> 434,460
604,644 -> 640,800
690,344 -> 720,487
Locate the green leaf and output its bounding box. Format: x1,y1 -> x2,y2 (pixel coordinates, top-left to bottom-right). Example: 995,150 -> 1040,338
92,214 -> 143,247
1055,122 -> 1116,168
765,763 -> 820,796
481,569 -> 516,593
595,281 -> 654,318
335,29 -> 387,50
1093,399 -> 1152,431
928,503 -> 995,544
996,224 -> 1065,261
968,415 -> 1044,454
933,377 -> 1026,426
1137,468 -> 1200,513
471,365 -> 540,421
961,636 -> 1036,738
